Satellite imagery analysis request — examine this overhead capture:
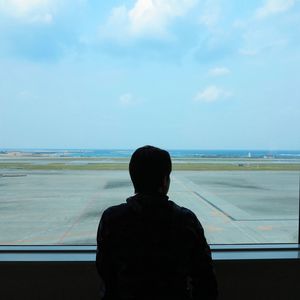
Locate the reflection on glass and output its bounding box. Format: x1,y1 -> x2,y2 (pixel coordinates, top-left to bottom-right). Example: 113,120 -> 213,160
0,2 -> 300,245
0,150 -> 299,245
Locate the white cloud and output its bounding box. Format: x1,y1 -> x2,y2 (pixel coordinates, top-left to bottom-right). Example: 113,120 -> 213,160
30,12 -> 53,23
199,0 -> 220,28
0,0 -> 47,15
119,93 -> 138,106
209,67 -> 230,77
256,0 -> 295,19
0,0 -> 55,23
18,90 -> 31,99
239,48 -> 259,56
239,29 -> 288,57
194,85 -> 231,103
102,0 -> 197,40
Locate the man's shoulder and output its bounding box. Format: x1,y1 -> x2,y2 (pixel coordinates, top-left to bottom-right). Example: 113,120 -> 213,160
101,199 -> 201,228
166,201 -> 204,232
102,203 -> 130,220
169,200 -> 198,221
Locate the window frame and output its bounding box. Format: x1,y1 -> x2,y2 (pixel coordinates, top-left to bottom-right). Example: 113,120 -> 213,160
0,243 -> 300,262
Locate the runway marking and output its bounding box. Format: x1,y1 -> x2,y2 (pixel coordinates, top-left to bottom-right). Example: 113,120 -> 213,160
172,176 -> 232,220
193,191 -> 235,221
173,176 -> 298,222
193,192 -> 298,221
257,225 -> 273,231
57,191 -> 101,244
205,225 -> 224,233
172,175 -> 263,243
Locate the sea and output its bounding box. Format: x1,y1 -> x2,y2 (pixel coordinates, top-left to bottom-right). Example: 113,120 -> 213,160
1,149 -> 300,159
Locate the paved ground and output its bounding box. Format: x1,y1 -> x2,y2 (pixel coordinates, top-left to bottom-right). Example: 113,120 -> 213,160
0,170 -> 298,245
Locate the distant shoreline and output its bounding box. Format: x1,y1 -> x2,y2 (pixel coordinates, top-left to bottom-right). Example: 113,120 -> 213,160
1,149 -> 300,160
0,157 -> 299,172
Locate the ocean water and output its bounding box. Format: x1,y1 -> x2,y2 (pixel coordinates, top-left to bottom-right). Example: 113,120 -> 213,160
1,148 -> 300,159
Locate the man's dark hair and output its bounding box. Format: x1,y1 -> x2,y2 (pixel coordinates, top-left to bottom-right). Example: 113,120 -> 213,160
129,145 -> 172,194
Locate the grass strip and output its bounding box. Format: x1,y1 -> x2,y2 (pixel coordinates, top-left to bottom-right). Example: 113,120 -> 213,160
0,162 -> 299,171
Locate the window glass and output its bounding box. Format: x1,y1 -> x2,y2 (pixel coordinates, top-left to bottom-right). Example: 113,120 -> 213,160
0,1 -> 299,245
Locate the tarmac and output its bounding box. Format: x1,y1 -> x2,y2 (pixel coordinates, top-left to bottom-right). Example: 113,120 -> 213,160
0,170 -> 299,245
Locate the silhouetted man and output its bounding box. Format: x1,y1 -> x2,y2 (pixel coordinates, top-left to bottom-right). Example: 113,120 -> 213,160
96,145 -> 218,300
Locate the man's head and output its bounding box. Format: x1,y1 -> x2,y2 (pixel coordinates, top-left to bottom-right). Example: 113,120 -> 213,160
129,145 -> 172,195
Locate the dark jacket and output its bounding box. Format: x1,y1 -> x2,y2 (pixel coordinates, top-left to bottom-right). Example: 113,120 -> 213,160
96,193 -> 218,300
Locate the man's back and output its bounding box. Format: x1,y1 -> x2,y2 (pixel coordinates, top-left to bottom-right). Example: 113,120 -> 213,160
96,193 -> 218,300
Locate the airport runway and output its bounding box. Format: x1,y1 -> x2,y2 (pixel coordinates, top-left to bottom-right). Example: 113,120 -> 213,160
0,170 -> 299,245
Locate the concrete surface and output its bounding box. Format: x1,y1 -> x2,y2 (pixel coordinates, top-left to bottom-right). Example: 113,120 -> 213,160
0,170 -> 299,244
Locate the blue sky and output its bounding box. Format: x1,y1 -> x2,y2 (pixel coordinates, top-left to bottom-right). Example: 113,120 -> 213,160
0,0 -> 299,149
